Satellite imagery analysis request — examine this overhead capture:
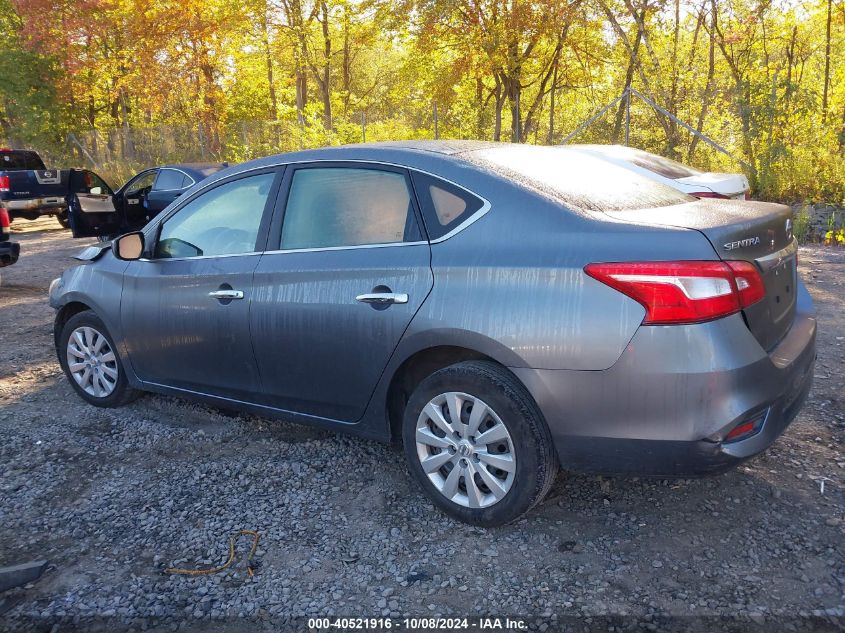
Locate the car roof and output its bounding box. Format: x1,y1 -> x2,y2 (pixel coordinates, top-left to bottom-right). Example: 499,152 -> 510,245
196,141 -> 693,214
230,140 -> 518,166
159,163 -> 229,179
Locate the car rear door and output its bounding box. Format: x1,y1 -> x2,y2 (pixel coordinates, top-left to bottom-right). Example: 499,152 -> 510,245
67,170 -> 121,238
250,162 -> 433,422
120,168 -> 282,400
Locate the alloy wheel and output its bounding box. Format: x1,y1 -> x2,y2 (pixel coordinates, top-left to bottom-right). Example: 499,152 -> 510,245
415,391 -> 516,508
66,326 -> 119,398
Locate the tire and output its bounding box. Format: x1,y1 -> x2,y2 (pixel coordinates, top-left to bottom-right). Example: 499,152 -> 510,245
58,310 -> 141,407
402,360 -> 558,527
57,211 -> 71,229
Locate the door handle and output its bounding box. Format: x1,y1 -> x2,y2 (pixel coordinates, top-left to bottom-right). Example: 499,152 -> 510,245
209,289 -> 244,300
355,292 -> 408,305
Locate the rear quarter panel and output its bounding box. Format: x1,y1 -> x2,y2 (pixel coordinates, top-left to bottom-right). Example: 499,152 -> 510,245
407,177 -> 722,371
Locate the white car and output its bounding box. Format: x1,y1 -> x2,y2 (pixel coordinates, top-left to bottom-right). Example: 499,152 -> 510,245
569,144 -> 750,200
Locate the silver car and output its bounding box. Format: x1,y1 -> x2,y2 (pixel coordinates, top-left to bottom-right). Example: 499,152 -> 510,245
50,141 -> 816,526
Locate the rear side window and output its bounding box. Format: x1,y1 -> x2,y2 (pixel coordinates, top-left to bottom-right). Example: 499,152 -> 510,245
472,145 -> 693,212
281,167 -> 421,249
1,151 -> 45,170
411,172 -> 485,240
153,169 -> 185,191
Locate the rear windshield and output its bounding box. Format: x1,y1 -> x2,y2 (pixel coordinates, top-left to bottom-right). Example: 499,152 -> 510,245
470,145 -> 693,212
0,151 -> 46,170
586,145 -> 702,179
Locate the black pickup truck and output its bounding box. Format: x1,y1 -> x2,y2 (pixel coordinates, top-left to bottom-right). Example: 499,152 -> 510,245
0,149 -> 76,227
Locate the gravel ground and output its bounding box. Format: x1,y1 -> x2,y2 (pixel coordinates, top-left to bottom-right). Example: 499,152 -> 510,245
1,217 -> 844,632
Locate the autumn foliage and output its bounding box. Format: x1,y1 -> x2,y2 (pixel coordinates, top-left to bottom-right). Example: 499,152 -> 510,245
0,0 -> 843,202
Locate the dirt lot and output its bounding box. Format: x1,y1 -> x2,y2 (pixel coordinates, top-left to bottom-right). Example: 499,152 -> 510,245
1,217 -> 844,632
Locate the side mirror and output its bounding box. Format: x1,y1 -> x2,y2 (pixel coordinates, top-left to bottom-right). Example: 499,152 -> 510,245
113,232 -> 145,261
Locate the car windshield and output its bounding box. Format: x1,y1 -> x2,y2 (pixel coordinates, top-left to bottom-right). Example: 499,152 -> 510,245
471,145 -> 693,212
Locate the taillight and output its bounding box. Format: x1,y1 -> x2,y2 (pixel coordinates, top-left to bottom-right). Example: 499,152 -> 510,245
584,260 -> 766,325
0,175 -> 9,192
725,260 -> 765,308
744,191 -> 751,200
0,208 -> 9,228
690,191 -> 729,199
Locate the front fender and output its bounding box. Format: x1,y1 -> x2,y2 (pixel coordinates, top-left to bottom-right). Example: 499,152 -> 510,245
50,254 -> 136,382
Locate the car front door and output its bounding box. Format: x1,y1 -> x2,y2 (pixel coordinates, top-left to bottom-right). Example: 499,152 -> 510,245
120,168 -> 282,400
250,163 -> 433,422
67,170 -> 120,238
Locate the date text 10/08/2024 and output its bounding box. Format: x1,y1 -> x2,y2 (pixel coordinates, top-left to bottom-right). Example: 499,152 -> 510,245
308,618 -> 528,630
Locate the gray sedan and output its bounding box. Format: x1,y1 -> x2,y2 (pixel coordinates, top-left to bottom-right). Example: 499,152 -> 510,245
49,141 -> 816,526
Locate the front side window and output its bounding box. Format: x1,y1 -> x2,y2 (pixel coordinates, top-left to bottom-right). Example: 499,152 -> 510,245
70,170 -> 113,195
280,167 -> 420,250
153,169 -> 186,191
80,171 -> 113,195
125,171 -> 157,196
155,172 -> 275,259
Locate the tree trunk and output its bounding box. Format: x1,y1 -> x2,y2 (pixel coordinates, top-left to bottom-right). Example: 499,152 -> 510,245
476,76 -> 485,138
522,36 -> 564,143
688,2 -> 716,161
839,104 -> 845,152
665,0 -> 681,155
493,78 -> 504,142
547,63 -> 558,144
822,0 -> 832,120
319,0 -> 332,130
342,5 -> 351,116
295,66 -> 307,124
612,9 -> 644,143
284,0 -> 309,125
261,11 -> 278,120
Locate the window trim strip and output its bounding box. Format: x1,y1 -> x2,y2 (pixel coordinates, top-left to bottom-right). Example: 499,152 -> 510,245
171,159 -> 492,252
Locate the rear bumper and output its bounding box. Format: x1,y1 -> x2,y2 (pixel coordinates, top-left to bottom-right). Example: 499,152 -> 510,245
0,241 -> 20,267
3,197 -> 67,214
513,282 -> 817,477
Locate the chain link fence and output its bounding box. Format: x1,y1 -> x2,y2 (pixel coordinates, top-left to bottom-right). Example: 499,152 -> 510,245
48,112 -> 450,185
